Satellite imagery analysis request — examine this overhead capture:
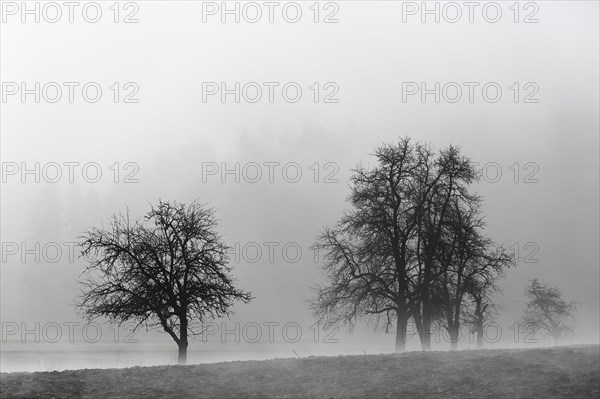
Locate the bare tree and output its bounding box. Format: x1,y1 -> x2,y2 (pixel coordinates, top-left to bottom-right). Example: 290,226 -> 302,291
310,138 -> 510,352
76,199 -> 252,364
310,138 -> 432,352
521,279 -> 577,345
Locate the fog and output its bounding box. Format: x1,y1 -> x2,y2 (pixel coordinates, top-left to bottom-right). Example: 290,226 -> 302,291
1,1 -> 598,372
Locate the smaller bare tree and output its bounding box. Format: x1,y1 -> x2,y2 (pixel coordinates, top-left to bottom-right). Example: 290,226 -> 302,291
76,199 -> 252,364
521,279 -> 577,345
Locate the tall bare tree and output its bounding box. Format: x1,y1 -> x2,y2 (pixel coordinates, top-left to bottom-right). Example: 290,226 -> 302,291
76,199 -> 252,364
310,138 -> 433,352
311,138 -> 511,352
522,279 -> 577,345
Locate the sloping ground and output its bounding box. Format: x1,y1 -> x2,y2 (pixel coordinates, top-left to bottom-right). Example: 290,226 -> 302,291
1,345 -> 598,398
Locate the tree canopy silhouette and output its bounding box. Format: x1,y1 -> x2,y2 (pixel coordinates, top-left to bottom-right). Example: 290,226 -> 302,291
522,279 -> 577,345
76,199 -> 252,364
310,138 -> 514,351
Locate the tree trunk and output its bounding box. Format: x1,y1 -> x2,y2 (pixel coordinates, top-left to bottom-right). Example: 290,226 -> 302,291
420,324 -> 431,350
178,315 -> 189,365
395,312 -> 409,353
178,342 -> 188,365
476,327 -> 483,349
448,325 -> 459,350
413,310 -> 432,351
420,311 -> 432,351
421,256 -> 433,351
474,302 -> 484,349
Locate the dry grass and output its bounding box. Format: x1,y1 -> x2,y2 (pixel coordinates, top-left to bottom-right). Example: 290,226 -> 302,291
1,345 -> 598,398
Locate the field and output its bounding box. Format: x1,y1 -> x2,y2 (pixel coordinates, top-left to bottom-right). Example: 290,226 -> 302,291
1,345 -> 598,398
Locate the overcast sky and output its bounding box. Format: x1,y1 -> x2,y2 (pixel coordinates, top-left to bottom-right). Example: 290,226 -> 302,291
1,1 -> 598,361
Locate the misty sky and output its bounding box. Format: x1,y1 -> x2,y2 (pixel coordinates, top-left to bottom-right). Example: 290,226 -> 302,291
1,1 -> 598,359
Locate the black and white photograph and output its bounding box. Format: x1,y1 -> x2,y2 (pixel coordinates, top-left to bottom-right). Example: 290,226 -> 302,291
0,1 -> 599,397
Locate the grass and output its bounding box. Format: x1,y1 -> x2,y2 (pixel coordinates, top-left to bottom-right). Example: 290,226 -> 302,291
1,345 -> 598,398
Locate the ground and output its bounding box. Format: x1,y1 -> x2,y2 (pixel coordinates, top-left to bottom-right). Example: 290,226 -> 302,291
1,345 -> 598,398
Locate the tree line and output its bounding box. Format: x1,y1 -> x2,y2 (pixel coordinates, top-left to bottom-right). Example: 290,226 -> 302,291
75,137 -> 577,364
